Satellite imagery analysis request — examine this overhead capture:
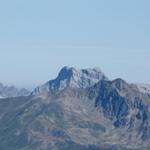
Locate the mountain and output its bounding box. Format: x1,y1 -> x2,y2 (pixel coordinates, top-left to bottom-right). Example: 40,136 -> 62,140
33,66 -> 108,95
0,67 -> 150,150
0,83 -> 30,98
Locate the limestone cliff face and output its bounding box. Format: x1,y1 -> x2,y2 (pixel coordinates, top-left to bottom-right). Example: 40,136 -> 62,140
33,66 -> 108,95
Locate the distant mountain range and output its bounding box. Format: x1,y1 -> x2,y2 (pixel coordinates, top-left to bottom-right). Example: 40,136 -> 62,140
0,66 -> 150,150
0,83 -> 30,98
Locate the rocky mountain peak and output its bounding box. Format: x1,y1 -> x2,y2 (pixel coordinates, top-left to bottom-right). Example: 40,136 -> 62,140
33,66 -> 108,95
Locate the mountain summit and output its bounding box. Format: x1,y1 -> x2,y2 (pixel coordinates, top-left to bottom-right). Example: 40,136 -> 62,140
33,66 -> 108,95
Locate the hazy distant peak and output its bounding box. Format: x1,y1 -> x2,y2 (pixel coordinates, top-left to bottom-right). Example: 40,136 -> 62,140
0,83 -> 30,98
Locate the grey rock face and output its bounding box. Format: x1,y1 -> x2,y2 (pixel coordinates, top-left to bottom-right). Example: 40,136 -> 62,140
0,83 -> 30,98
33,66 -> 108,95
0,67 -> 150,150
93,79 -> 150,141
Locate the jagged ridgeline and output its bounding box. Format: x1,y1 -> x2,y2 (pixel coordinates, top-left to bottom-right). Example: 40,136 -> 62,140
0,66 -> 150,150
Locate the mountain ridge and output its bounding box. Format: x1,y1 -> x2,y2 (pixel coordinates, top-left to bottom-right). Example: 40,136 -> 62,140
0,66 -> 150,150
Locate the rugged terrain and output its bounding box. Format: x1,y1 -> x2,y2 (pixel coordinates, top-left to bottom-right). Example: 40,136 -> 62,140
0,67 -> 150,150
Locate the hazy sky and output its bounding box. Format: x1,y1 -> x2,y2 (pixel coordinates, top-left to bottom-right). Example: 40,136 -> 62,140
0,0 -> 150,89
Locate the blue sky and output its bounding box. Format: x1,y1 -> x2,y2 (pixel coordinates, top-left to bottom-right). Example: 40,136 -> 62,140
0,0 -> 149,89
